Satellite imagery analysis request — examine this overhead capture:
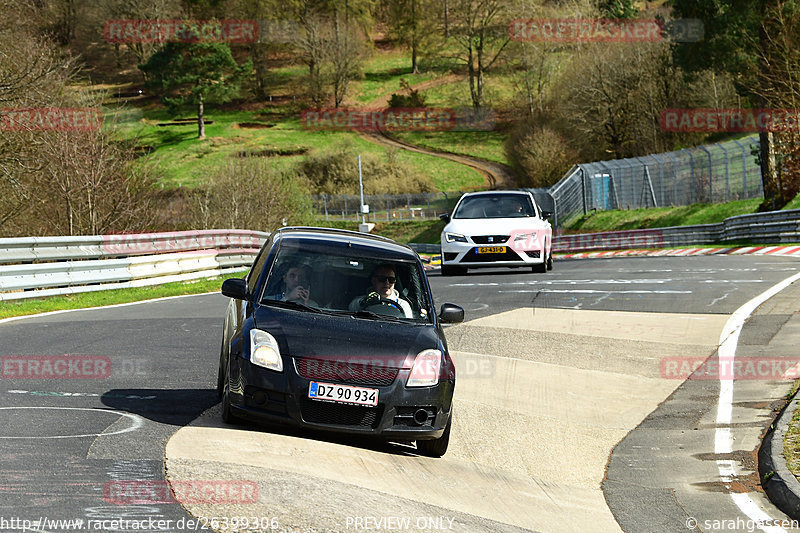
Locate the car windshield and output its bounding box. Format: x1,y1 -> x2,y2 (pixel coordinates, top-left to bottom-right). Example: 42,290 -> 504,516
453,194 -> 535,219
260,245 -> 433,323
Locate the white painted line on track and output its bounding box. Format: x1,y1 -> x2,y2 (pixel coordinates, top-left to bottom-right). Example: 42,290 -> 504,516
0,406 -> 144,439
715,270 -> 800,532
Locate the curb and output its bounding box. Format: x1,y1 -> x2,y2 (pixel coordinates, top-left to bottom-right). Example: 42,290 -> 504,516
556,245 -> 800,260
761,395 -> 800,520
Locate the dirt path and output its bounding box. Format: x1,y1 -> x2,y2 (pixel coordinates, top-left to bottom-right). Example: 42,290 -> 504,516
358,128 -> 517,189
357,73 -> 518,190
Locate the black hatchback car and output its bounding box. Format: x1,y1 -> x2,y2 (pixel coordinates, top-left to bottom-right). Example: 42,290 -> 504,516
217,227 -> 464,457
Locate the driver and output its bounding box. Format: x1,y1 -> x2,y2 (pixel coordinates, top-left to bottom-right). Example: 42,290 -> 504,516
349,263 -> 413,318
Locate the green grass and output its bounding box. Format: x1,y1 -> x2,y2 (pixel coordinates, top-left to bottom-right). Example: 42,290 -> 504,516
784,390 -> 800,482
0,272 -> 245,319
351,52 -> 437,105
565,198 -> 765,232
109,105 -> 485,191
392,129 -> 509,165
312,219 -> 446,244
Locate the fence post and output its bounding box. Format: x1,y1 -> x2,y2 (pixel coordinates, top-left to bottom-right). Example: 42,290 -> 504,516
664,151 -> 678,205
718,143 -> 730,201
682,148 -> 696,203
580,165 -> 587,215
323,194 -> 329,221
732,138 -> 748,197
699,145 -> 713,203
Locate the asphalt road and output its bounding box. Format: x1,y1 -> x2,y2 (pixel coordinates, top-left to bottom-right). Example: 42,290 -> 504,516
0,254 -> 798,532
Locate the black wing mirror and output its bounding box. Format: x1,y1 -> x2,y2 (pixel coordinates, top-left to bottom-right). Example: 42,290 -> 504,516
221,278 -> 249,300
439,213 -> 451,223
541,211 -> 553,219
439,303 -> 464,324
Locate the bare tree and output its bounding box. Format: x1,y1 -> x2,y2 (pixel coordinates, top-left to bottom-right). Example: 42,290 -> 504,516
191,157 -> 313,231
753,1 -> 800,207
0,14 -> 78,235
297,8 -> 367,107
101,0 -> 181,69
446,0 -> 510,109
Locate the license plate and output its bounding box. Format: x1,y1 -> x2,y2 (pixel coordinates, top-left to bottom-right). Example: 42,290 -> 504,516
476,246 -> 506,254
308,381 -> 379,407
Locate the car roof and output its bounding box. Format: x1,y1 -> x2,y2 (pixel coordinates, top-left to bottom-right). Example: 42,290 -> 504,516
460,190 -> 532,197
274,226 -> 419,261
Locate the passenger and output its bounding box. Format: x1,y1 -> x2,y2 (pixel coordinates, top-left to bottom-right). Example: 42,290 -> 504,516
349,263 -> 413,318
268,264 -> 318,307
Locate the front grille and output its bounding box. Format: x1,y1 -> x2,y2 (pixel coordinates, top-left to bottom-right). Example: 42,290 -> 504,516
294,357 -> 400,387
471,235 -> 509,244
443,252 -> 459,261
300,397 -> 383,428
461,248 -> 522,262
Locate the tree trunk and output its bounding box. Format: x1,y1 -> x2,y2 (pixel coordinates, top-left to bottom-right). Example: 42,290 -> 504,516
198,94 -> 205,139
757,9 -> 779,209
759,130 -> 778,208
443,0 -> 449,37
411,0 -> 419,74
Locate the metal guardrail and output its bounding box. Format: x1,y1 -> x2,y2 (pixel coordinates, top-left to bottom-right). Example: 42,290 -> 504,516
0,230 -> 269,301
409,209 -> 800,255
553,209 -> 800,252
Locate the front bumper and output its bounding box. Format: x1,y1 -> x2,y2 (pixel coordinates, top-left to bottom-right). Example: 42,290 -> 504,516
440,240 -> 545,268
228,356 -> 454,441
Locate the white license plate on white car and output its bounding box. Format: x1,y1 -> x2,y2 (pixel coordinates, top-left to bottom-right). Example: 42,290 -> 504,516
308,381 -> 379,407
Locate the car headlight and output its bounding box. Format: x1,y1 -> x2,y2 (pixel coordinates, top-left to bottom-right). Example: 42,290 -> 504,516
249,329 -> 283,372
407,349 -> 442,387
514,232 -> 538,242
445,232 -> 468,243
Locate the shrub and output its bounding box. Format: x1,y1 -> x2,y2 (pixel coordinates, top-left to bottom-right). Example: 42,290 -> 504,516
505,122 -> 577,188
191,156 -> 313,232
297,143 -> 434,195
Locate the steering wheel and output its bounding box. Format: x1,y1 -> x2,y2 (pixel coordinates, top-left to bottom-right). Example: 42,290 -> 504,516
360,295 -> 405,317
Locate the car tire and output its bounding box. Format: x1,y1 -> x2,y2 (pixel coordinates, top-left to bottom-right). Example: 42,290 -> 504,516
216,338 -> 226,399
546,251 -> 553,271
441,265 -> 466,277
416,413 -> 452,457
532,260 -> 547,273
220,366 -> 241,425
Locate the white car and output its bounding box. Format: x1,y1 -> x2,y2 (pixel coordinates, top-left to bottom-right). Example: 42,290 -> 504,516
439,190 -> 553,276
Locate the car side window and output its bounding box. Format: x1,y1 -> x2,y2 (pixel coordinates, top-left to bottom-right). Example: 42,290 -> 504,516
246,236 -> 273,294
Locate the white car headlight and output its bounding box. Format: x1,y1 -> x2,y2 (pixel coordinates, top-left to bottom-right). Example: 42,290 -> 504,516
514,232 -> 538,242
407,349 -> 442,387
250,329 -> 283,372
445,232 -> 468,243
